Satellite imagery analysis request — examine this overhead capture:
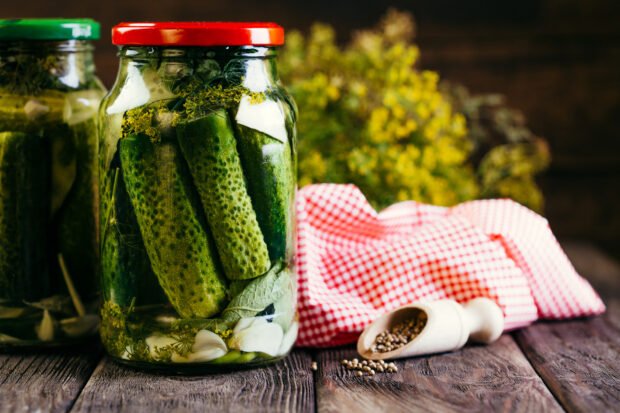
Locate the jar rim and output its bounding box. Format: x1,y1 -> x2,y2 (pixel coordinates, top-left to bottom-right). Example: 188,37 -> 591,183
112,22 -> 284,47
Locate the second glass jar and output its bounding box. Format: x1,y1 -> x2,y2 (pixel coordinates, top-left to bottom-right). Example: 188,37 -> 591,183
99,22 -> 297,370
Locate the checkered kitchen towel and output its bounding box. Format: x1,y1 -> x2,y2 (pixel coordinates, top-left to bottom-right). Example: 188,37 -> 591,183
295,184 -> 605,347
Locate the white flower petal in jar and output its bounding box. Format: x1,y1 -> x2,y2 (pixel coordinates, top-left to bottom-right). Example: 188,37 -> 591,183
277,321 -> 298,356
229,317 -> 284,356
192,329 -> 227,353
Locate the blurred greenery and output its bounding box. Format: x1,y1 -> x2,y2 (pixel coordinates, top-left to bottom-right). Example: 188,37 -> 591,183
279,9 -> 549,211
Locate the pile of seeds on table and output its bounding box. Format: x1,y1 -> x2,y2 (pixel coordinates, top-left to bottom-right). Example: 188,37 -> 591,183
341,358 -> 398,376
370,310 -> 427,353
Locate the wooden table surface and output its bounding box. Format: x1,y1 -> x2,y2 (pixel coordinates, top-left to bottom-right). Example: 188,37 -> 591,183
1,241 -> 619,413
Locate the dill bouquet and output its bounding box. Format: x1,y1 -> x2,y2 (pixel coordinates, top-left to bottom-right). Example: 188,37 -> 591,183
279,10 -> 549,211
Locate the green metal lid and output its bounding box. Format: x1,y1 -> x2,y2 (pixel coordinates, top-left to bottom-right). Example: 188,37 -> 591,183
0,18 -> 100,40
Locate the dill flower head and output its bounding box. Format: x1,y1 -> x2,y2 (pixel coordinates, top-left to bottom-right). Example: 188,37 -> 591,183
279,9 -> 548,211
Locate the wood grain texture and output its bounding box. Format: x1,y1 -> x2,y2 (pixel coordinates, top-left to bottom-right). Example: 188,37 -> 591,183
513,241 -> 620,413
0,346 -> 101,413
316,336 -> 562,413
514,314 -> 620,413
70,351 -> 315,413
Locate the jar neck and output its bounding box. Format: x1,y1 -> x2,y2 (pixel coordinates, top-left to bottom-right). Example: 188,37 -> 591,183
0,40 -> 97,93
117,46 -> 280,91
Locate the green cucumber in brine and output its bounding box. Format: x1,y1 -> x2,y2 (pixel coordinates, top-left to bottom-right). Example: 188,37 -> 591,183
100,161 -> 165,308
119,134 -> 227,318
56,118 -> 98,298
49,124 -> 76,216
0,131 -> 50,301
176,110 -> 270,280
233,123 -> 295,263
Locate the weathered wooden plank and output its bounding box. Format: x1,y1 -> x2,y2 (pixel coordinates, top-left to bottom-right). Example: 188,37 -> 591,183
514,312 -> 620,413
316,336 -> 563,413
0,346 -> 102,413
71,351 -> 315,413
513,241 -> 620,413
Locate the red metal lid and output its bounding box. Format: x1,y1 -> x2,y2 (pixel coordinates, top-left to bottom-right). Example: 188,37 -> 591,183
111,22 -> 284,46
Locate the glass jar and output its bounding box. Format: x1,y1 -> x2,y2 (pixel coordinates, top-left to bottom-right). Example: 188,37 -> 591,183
99,22 -> 297,371
0,19 -> 105,348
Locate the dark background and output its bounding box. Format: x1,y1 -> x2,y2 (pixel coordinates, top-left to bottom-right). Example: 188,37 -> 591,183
2,0 -> 619,257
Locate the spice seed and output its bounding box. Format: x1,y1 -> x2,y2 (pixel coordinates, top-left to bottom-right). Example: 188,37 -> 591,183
340,357 -> 398,377
371,311 -> 428,354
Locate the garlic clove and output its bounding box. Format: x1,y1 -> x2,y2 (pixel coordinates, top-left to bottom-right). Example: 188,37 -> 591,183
229,318 -> 283,356
234,316 -> 262,334
60,314 -> 99,337
170,353 -> 190,363
188,347 -> 227,362
35,309 -> 55,341
192,329 -> 227,353
145,334 -> 177,358
120,346 -> 133,360
170,329 -> 228,363
24,99 -> 51,120
171,346 -> 227,364
277,321 -> 298,356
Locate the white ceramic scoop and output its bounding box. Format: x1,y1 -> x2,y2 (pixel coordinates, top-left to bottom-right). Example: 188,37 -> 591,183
357,298 -> 504,360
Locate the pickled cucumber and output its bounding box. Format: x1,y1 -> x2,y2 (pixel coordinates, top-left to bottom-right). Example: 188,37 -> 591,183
49,125 -> 76,216
56,119 -> 99,298
0,131 -> 50,301
119,134 -> 227,318
176,110 -> 270,280
234,124 -> 295,263
100,161 -> 165,308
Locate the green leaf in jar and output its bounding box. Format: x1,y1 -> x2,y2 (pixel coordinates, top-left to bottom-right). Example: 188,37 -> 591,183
222,262 -> 288,324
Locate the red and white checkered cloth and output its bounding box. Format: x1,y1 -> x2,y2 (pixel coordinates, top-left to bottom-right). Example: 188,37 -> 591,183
295,184 -> 605,347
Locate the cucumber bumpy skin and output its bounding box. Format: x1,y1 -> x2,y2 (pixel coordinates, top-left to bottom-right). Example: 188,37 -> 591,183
0,131 -> 50,301
177,110 -> 270,280
120,134 -> 228,318
234,124 -> 295,263
100,163 -> 166,308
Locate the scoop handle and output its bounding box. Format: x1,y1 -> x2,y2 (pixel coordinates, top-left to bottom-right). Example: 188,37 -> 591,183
462,297 -> 504,343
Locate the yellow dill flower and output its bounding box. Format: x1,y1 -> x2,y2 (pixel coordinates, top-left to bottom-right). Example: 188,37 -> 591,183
279,10 -> 489,209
